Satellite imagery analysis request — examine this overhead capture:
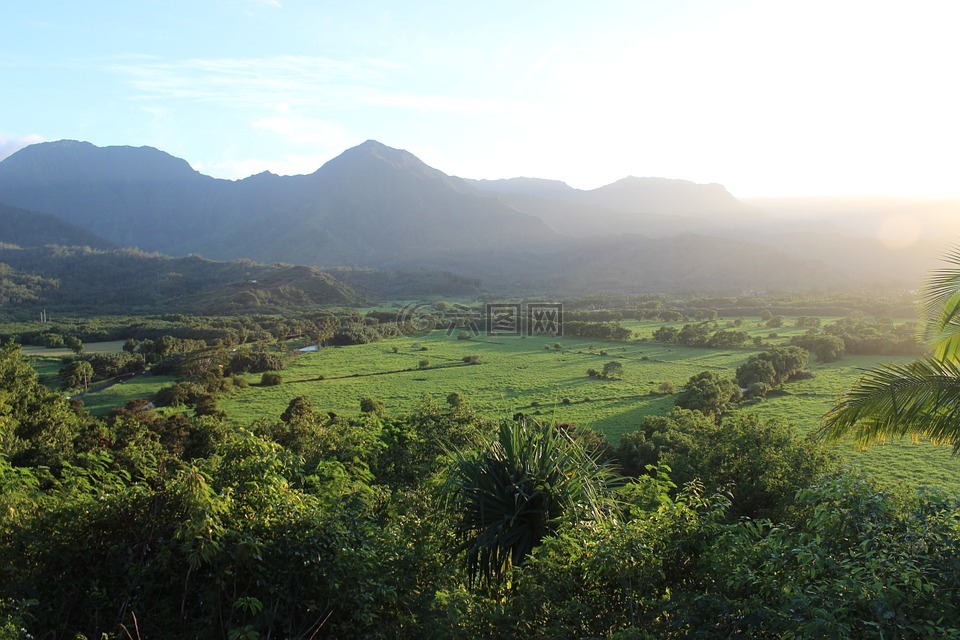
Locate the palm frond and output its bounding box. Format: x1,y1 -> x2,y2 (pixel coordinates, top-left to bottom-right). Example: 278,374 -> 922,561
920,245 -> 960,346
927,291 -> 960,363
442,416 -> 616,587
820,357 -> 960,452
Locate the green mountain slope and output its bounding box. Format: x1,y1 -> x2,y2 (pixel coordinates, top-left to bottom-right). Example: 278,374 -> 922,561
0,246 -> 363,314
0,201 -> 114,249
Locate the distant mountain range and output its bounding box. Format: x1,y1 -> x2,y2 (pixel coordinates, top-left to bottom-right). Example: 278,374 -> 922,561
0,139 -> 945,297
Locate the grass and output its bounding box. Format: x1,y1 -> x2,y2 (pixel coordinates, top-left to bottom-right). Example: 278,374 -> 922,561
23,340 -> 173,417
47,318 -> 955,492
74,374 -> 177,417
214,324 -> 960,493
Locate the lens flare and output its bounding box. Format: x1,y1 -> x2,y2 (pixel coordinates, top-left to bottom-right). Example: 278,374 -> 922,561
877,214 -> 922,249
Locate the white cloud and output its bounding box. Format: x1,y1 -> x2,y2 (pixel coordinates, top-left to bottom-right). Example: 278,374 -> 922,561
252,113 -> 354,147
106,55 -> 511,116
0,133 -> 43,161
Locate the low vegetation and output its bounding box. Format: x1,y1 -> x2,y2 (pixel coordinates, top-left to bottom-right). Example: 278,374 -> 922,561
1,283 -> 959,636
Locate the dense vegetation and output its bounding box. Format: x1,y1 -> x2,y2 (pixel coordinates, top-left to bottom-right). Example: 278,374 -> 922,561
2,334 -> 959,637
1,283 -> 958,637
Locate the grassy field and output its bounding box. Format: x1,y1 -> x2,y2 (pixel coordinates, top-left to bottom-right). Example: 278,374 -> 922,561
210,323 -> 960,493
22,340 -> 177,417
55,319 -> 957,492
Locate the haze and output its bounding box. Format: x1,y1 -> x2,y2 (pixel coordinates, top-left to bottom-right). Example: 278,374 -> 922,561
3,0 -> 960,200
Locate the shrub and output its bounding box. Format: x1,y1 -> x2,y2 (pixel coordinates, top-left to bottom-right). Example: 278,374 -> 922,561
260,372 -> 282,386
602,361 -> 624,379
418,358 -> 430,369
360,396 -> 386,416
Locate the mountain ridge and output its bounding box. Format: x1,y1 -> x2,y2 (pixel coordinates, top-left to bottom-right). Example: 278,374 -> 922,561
0,139 -> 937,294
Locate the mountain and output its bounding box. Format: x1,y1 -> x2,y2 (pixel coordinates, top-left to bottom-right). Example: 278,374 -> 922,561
0,246 -> 363,314
0,139 -> 937,295
0,141 -> 226,249
0,140 -> 558,268
467,175 -> 763,237
0,201 -> 114,249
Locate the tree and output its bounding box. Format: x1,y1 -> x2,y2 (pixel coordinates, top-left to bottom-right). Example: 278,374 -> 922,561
59,360 -> 93,390
820,247 -> 960,450
810,334 -> 845,363
443,416 -> 615,588
602,361 -> 623,379
736,346 -> 808,388
65,336 -> 83,354
675,371 -> 741,421
360,396 -> 386,416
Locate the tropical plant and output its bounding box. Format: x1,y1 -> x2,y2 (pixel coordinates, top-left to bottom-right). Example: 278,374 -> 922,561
442,416 -> 617,588
820,246 -> 960,451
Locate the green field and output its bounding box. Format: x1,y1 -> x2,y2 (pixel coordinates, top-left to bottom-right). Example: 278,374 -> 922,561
23,340 -> 176,416
45,318 -> 950,492
208,324 -> 960,493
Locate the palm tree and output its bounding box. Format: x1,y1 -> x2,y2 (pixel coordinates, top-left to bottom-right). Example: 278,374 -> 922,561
819,247 -> 960,451
443,415 -> 616,588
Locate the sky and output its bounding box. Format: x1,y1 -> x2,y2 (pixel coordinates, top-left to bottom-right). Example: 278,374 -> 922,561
2,0 -> 960,198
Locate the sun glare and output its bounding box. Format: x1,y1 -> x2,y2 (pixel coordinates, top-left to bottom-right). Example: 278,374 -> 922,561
877,214 -> 923,249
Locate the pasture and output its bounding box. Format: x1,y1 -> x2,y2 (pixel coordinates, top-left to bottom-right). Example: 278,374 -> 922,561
212,323 -> 960,493
44,316 -> 951,492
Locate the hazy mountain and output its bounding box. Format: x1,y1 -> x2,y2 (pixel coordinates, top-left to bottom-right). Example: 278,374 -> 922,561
0,201 -> 114,249
745,195 -> 960,242
468,175 -> 763,237
0,139 -> 939,295
0,246 -> 363,314
0,140 -> 557,267
0,141 -> 227,249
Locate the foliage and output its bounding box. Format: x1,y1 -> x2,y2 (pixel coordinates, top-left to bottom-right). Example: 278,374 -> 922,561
674,371 -> 742,420
617,409 -> 834,520
502,481 -> 729,639
602,361 -> 624,379
821,248 -> 960,451
735,345 -> 809,389
699,473 -> 960,638
442,416 -> 617,588
563,321 -> 632,341
259,372 -> 282,386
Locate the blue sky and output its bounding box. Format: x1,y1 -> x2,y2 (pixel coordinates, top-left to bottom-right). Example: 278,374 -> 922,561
3,0 -> 960,197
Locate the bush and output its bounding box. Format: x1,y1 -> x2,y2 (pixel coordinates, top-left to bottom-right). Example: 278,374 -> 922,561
458,331 -> 471,341
657,381 -> 676,394
463,355 -> 482,364
602,361 -> 623,379
360,396 -> 386,416
260,372 -> 282,386
418,358 -> 430,369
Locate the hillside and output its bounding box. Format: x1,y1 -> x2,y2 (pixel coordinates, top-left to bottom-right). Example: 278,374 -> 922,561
0,201 -> 114,249
0,140 -> 558,267
0,139 -> 938,294
0,246 -> 363,315
468,175 -> 763,237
